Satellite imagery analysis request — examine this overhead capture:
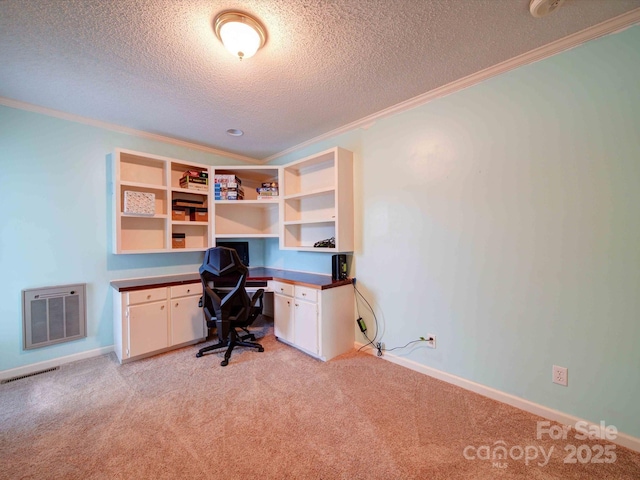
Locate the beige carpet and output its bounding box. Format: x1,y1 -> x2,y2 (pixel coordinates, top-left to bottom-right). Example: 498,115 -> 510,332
1,320 -> 639,479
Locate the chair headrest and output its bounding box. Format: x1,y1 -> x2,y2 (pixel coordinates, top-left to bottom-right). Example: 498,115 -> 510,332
199,247 -> 248,277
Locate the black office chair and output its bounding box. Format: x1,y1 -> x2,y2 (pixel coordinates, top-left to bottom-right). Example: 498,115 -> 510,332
195,247 -> 265,366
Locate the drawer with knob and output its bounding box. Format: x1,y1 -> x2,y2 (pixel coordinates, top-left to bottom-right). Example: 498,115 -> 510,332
170,283 -> 200,299
127,287 -> 167,305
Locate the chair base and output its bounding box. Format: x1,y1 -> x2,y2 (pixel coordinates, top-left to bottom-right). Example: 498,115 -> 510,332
196,330 -> 263,366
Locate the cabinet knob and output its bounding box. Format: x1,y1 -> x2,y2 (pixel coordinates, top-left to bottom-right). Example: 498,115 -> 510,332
175,302 -> 179,307
280,288 -> 284,292
287,301 -> 290,305
302,293 -> 306,296
295,303 -> 299,307
161,305 -> 165,310
147,295 -> 151,299
187,289 -> 190,293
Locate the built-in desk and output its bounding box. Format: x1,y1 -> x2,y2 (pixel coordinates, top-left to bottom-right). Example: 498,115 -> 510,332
110,269 -> 352,292
110,269 -> 355,363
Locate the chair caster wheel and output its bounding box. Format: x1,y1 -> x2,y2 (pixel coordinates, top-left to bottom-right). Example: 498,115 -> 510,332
221,359 -> 229,366
196,352 -> 203,358
258,347 -> 264,352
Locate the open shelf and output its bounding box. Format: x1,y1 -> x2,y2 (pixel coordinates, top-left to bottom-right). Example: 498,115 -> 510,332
282,221 -> 336,250
280,147 -> 353,252
215,202 -> 279,237
283,152 -> 335,197
120,152 -> 167,187
113,149 -> 212,254
120,216 -> 167,252
211,166 -> 279,238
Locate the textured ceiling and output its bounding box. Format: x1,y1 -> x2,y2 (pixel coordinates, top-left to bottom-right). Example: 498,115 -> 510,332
1,0 -> 639,160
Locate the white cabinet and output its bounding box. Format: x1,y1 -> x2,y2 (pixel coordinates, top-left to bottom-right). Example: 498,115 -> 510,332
272,280 -> 354,361
128,297 -> 169,358
293,299 -> 318,354
280,147 -> 354,252
170,285 -> 205,346
113,282 -> 206,363
273,290 -> 294,343
111,149 -> 211,254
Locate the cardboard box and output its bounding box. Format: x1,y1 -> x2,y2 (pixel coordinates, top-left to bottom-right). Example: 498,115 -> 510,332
189,208 -> 208,222
173,199 -> 204,208
179,176 -> 209,192
172,233 -> 186,248
171,207 -> 186,221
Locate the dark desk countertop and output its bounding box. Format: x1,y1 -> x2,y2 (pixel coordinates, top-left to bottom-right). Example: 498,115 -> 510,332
110,268 -> 352,292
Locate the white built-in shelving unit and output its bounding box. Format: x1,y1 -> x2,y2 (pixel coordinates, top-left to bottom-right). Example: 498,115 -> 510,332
112,149 -> 211,254
111,147 -> 353,254
211,166 -> 280,239
280,147 -> 354,252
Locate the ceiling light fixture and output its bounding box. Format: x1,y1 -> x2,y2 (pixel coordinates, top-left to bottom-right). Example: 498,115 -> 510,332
213,11 -> 267,61
226,128 -> 244,137
529,0 -> 565,18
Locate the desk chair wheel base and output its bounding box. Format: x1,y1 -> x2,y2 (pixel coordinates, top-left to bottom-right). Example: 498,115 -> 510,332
196,334 -> 264,366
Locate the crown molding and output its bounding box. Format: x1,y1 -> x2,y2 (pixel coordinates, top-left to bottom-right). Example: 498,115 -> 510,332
0,96 -> 260,164
262,8 -> 640,164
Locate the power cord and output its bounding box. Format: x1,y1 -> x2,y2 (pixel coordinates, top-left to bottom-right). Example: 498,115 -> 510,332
353,282 -> 433,357
353,283 -> 379,353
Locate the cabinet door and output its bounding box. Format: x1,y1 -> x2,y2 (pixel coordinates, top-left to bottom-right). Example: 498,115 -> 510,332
274,293 -> 294,343
128,301 -> 169,357
170,294 -> 205,345
294,299 -> 318,355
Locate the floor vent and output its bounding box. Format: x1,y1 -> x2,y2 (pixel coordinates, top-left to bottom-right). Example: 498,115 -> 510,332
1,366 -> 60,384
22,284 -> 87,349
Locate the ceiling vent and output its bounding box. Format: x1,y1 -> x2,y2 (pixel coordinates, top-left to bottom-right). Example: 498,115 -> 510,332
530,0 -> 565,18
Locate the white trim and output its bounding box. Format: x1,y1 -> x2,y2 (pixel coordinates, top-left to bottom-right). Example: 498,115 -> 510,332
355,342 -> 640,453
0,97 -> 260,165
263,8 -> 640,163
2,9 -> 638,166
0,346 -> 114,381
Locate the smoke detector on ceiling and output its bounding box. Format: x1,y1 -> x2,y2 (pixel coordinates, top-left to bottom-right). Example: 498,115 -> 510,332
530,0 -> 565,18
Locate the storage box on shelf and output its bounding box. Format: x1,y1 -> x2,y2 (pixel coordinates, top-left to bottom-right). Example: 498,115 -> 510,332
170,162 -> 210,251
112,149 -> 212,253
280,147 -> 353,252
179,169 -> 209,192
212,167 -> 280,239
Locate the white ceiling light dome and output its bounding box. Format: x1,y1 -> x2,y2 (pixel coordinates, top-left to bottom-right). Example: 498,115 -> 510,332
214,11 -> 267,60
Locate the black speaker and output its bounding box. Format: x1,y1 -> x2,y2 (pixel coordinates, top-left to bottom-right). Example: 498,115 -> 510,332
332,254 -> 348,280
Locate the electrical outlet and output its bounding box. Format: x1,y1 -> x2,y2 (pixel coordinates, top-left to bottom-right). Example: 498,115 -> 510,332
426,334 -> 436,349
552,365 -> 568,386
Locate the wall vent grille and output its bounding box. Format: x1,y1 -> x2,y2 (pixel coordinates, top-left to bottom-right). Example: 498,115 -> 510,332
1,366 -> 60,384
22,284 -> 87,350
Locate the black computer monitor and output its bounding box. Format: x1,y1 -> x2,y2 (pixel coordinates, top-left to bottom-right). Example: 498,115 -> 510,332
216,241 -> 250,266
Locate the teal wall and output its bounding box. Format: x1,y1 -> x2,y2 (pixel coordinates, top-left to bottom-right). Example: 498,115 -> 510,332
267,26 -> 640,438
0,107 -> 252,371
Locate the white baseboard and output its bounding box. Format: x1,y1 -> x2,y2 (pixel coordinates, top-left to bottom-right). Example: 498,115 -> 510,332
354,342 -> 640,453
0,346 -> 114,381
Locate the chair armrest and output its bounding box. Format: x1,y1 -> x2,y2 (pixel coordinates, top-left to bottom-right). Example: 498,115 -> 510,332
249,288 -> 265,309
